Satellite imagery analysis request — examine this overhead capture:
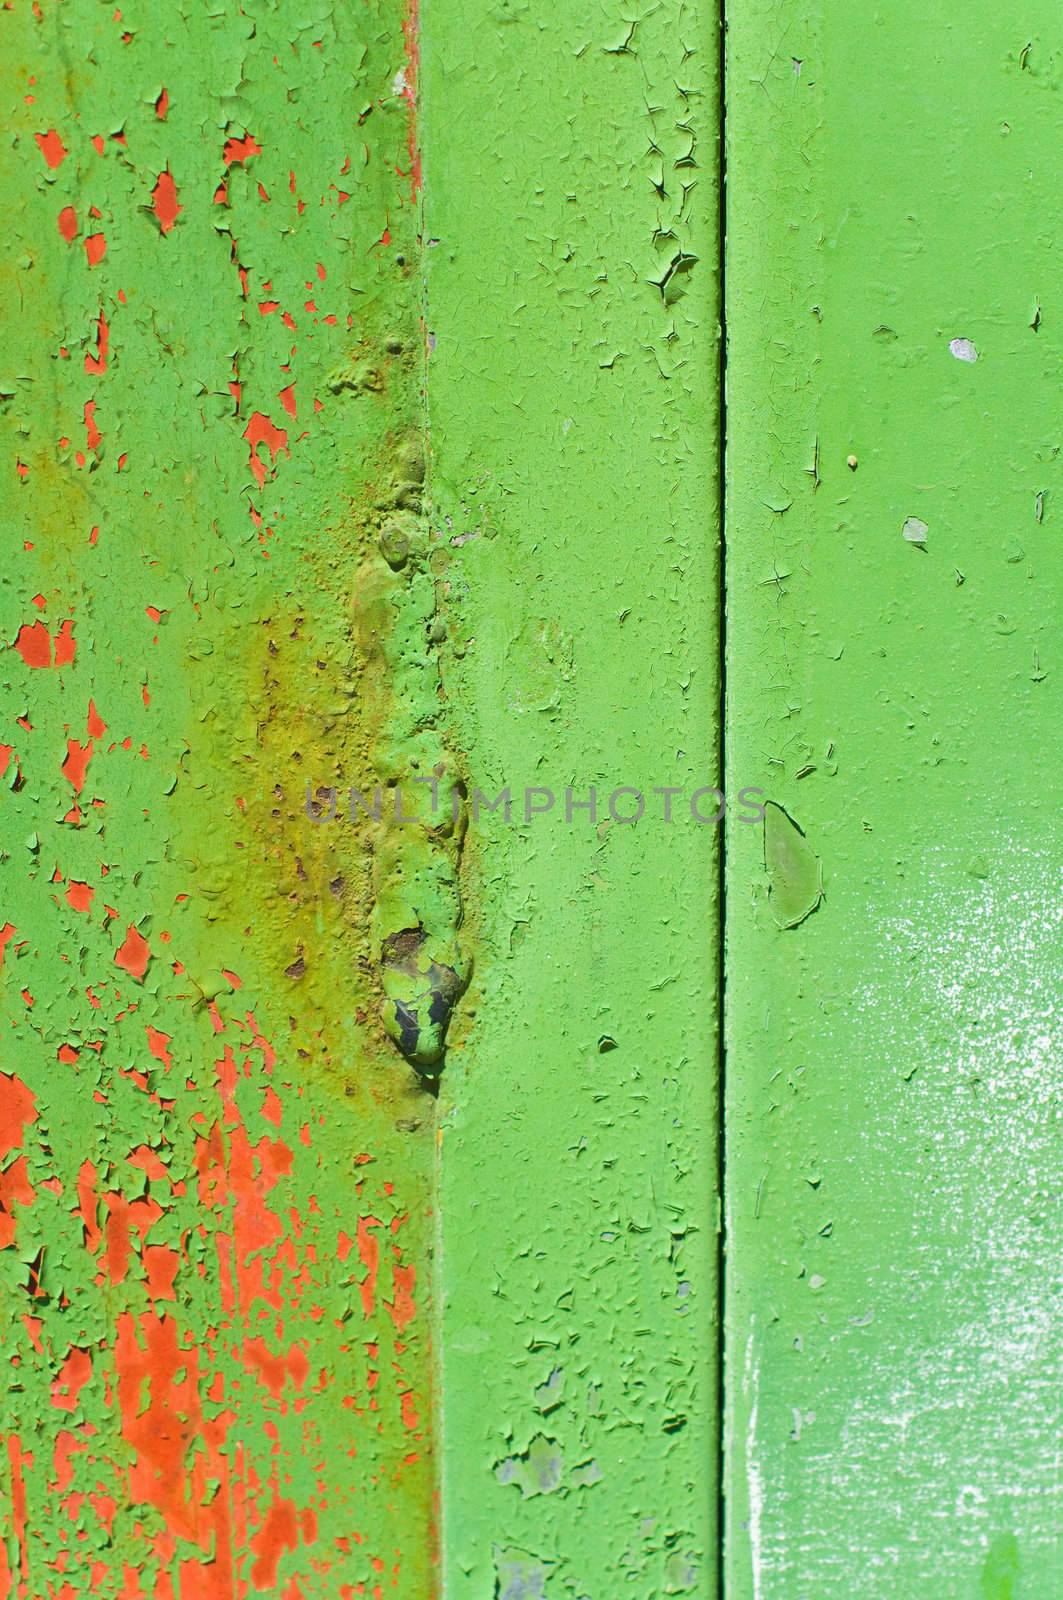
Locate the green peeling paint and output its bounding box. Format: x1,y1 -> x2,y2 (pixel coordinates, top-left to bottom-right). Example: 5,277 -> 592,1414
3,0 -> 1061,1594
424,1 -> 722,1593
763,804 -> 823,931
0,2 -> 437,1593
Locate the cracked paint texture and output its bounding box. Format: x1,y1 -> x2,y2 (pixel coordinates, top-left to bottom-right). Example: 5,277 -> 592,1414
1,2 -> 436,1595
725,7 -> 1063,1597
423,2 -> 722,1595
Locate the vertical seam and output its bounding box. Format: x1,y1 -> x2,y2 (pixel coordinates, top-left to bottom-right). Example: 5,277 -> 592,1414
715,0 -> 730,1590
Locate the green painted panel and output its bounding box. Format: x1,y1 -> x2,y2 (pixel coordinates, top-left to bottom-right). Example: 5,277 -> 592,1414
9,0 -> 1054,1593
423,2 -> 723,1594
0,3 -> 438,1593
724,7 -> 1063,1596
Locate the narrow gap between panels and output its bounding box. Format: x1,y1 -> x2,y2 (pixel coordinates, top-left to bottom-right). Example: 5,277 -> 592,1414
713,0 -> 730,1594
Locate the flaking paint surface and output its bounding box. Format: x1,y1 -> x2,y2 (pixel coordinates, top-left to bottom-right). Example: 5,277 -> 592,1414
1,3 -> 438,1594
8,0 -> 1049,1594
725,8 -> 1063,1596
423,3 -> 723,1595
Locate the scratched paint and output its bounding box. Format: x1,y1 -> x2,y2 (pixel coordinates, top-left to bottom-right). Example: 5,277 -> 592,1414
423,2 -> 723,1594
725,8 -> 1063,1597
1,3 -> 438,1595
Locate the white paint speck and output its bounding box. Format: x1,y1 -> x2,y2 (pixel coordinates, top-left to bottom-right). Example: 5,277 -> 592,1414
949,337 -> 979,363
903,516 -> 929,543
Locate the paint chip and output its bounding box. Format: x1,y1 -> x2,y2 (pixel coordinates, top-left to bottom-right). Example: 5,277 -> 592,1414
34,129 -> 68,169
764,802 -> 823,929
903,516 -> 929,544
150,169 -> 182,234
115,925 -> 151,981
948,337 -> 978,363
495,1435 -> 565,1498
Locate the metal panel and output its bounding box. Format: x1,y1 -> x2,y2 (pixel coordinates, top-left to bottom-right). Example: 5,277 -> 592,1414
725,7 -> 1063,1594
1,4 -> 436,1593
424,2 -> 723,1593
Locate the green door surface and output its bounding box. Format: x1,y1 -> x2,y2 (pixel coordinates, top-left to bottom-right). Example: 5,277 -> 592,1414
725,8 -> 1063,1595
0,1 -> 1058,1597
